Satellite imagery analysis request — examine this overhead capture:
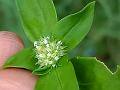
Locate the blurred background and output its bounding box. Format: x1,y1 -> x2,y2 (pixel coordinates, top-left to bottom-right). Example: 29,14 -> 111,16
0,0 -> 120,71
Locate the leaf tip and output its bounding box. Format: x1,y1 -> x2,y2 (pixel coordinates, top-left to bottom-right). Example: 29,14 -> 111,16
114,65 -> 120,75
86,1 -> 96,10
90,1 -> 96,6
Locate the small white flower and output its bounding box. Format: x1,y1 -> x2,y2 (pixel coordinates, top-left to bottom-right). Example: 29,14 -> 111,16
43,39 -> 48,44
54,56 -> 59,61
34,36 -> 66,68
46,44 -> 49,47
34,41 -> 38,47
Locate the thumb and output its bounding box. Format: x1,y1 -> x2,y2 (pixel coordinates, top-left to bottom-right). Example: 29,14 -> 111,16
0,31 -> 24,67
0,31 -> 38,90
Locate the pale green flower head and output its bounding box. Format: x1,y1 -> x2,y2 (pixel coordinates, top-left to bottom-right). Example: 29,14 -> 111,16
34,36 -> 66,69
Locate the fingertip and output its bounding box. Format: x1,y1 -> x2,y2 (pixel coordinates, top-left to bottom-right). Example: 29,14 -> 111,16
0,68 -> 38,90
0,31 -> 24,67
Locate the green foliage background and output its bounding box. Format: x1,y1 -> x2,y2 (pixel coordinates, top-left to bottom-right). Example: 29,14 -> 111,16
0,0 -> 120,71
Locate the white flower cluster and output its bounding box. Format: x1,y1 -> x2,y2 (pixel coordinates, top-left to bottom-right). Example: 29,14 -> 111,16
34,36 -> 66,68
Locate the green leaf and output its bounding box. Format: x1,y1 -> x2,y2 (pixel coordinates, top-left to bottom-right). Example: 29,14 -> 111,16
3,48 -> 37,71
71,57 -> 120,90
35,61 -> 79,90
16,0 -> 57,42
52,1 -> 95,51
115,66 -> 120,79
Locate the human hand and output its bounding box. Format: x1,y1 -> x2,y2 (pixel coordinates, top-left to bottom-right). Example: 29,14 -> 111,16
0,31 -> 38,90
